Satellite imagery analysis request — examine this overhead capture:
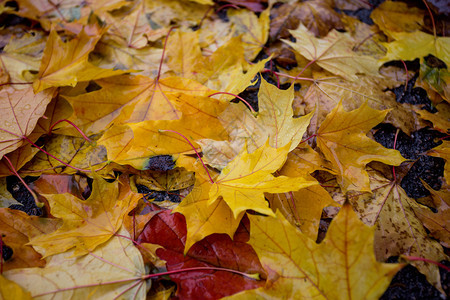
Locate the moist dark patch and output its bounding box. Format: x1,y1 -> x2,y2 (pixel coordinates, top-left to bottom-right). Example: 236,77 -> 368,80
390,75 -> 436,113
381,259 -> 447,300
145,155 -> 175,172
374,124 -> 446,198
7,176 -> 42,216
136,184 -> 181,203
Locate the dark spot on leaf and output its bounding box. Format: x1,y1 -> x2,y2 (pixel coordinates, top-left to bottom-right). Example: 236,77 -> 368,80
1,244 -> 13,261
136,184 -> 180,203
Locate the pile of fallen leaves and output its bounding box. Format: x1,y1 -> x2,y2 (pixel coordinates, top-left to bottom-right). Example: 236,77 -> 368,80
0,0 -> 449,299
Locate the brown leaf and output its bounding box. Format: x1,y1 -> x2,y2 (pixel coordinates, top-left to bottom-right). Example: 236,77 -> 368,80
270,0 -> 343,40
348,168 -> 447,293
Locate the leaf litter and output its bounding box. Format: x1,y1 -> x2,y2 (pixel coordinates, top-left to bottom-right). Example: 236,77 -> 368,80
0,0 -> 449,299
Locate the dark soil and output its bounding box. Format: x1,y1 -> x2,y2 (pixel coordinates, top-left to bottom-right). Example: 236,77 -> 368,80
6,176 -> 42,216
144,155 -> 175,171
374,124 -> 446,198
381,262 -> 447,300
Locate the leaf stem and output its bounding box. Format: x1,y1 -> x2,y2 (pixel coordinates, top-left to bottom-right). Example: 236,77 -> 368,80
392,129 -> 400,182
22,135 -> 91,172
422,0 -> 436,38
3,155 -> 40,206
400,60 -> 409,92
401,255 -> 450,272
156,27 -> 176,82
0,82 -> 32,87
142,266 -> 259,280
158,130 -> 214,183
208,92 -> 256,113
299,134 -> 317,145
48,119 -> 92,143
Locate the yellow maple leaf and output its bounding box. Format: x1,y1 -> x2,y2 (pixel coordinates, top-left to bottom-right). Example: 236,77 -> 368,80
200,77 -> 313,169
316,101 -> 405,192
33,22 -> 128,93
97,93 -> 228,169
5,229 -> 146,299
62,75 -> 215,135
226,204 -> 402,299
209,142 -> 318,218
371,1 -> 424,36
284,24 -> 380,81
29,173 -> 141,257
379,31 -> 450,67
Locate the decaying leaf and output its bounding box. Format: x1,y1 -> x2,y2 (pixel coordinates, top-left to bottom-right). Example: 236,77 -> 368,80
414,182 -> 450,248
316,101 -> 405,192
427,141 -> 450,184
348,168 -> 447,293
371,1 -> 424,36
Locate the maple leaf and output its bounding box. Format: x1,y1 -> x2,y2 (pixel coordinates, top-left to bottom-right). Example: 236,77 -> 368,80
98,93 -> 228,169
302,73 -> 424,135
19,134 -> 107,175
0,208 -> 61,271
0,144 -> 39,177
228,9 -> 269,61
62,75 -> 215,134
266,144 -> 336,240
209,142 -> 318,218
418,61 -> 450,101
283,24 -> 380,81
0,31 -> 45,83
414,182 -> 450,248
227,204 -> 402,299
29,173 -> 141,257
33,21 -> 128,93
316,101 -> 405,192
137,209 -> 264,299
4,229 -> 147,299
371,0 -> 424,36
269,0 -> 344,40
427,141 -> 450,184
170,156 -> 242,253
379,31 -> 450,67
0,86 -> 54,160
414,103 -> 450,134
103,0 -> 152,49
200,77 -> 313,168
348,168 -> 447,293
